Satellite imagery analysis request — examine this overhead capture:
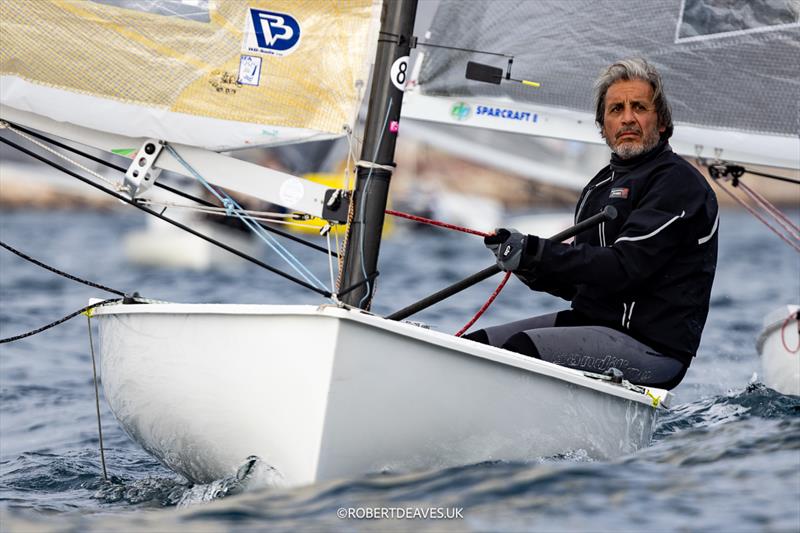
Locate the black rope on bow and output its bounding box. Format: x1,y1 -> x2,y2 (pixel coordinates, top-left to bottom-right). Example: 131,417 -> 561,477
0,240 -> 134,343
0,299 -> 122,344
3,121 -> 338,257
1,241 -> 126,296
0,135 -> 332,297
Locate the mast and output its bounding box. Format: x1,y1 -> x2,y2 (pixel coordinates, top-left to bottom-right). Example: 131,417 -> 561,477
339,0 -> 419,309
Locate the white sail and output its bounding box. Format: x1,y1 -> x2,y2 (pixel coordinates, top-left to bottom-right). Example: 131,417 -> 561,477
0,0 -> 381,151
404,0 -> 800,170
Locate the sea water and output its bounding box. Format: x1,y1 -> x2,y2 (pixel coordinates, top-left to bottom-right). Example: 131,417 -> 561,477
1,208 -> 798,532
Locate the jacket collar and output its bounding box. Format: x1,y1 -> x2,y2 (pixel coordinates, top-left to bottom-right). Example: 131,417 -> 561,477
610,139 -> 671,174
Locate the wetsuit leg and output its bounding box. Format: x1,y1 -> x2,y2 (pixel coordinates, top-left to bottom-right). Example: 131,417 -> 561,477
462,312 -> 559,347
503,325 -> 687,389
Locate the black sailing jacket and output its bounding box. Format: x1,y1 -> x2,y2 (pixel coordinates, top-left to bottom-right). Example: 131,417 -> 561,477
521,141 -> 718,365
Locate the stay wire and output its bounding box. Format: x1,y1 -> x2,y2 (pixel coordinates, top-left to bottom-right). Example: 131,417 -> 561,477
1,121 -> 337,257
0,135 -> 331,297
5,121 -> 127,173
745,168 -> 800,185
86,313 -> 108,480
716,182 -> 800,252
164,144 -> 330,293
357,98 -> 394,308
735,180 -> 800,237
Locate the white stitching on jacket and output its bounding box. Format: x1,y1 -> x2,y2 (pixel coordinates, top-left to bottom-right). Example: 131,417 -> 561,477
698,213 -> 719,245
615,210 -> 686,244
626,301 -> 636,329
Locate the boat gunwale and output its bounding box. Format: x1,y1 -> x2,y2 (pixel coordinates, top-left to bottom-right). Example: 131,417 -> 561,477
91,301 -> 671,408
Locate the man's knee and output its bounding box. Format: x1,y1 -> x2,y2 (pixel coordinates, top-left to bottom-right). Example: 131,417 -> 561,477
463,328 -> 543,359
462,329 -> 490,345
501,332 -> 541,358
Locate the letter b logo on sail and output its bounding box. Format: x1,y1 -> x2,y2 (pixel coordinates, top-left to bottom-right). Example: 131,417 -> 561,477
245,9 -> 301,55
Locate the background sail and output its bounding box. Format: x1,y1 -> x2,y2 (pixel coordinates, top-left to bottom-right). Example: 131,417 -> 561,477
0,0 -> 381,151
408,0 -> 800,169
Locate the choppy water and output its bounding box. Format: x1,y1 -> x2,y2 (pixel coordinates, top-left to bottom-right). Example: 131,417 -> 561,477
1,208 -> 798,532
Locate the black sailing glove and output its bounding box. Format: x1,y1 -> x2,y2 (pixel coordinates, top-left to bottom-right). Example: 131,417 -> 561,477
484,228 -> 541,272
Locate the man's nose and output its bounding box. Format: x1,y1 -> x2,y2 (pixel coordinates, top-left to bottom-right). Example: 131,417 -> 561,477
621,105 -> 635,123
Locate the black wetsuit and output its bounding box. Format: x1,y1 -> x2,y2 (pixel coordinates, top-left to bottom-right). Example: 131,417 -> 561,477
466,140 -> 718,389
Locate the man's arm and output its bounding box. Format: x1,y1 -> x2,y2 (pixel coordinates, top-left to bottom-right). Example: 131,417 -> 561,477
534,166 -> 716,292
516,273 -> 577,301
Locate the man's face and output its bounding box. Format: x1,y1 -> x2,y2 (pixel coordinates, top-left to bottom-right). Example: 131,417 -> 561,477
602,79 -> 665,159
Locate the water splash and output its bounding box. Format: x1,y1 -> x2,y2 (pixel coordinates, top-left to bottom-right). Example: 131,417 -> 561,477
176,456 -> 283,508
655,381 -> 800,439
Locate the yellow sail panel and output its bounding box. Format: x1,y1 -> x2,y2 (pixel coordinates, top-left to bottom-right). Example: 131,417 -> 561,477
0,0 -> 381,150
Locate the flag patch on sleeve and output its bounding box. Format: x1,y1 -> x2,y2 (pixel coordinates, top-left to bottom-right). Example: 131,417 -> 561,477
609,187 -> 629,199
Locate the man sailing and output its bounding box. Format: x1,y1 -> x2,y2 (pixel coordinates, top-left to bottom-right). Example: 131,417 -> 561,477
467,58 -> 718,390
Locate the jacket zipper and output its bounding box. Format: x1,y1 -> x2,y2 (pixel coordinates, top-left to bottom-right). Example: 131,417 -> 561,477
575,172 -> 614,224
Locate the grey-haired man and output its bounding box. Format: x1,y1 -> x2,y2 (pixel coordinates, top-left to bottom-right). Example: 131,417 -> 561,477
466,58 -> 718,390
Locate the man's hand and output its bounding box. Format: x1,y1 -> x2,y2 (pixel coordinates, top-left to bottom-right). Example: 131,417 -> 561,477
484,228 -> 529,271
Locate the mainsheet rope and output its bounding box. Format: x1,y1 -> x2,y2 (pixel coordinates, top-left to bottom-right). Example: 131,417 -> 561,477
382,209 -> 506,335
385,209 -> 491,238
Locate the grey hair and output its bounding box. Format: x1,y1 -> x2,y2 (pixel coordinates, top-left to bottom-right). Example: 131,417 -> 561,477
594,58 -> 673,140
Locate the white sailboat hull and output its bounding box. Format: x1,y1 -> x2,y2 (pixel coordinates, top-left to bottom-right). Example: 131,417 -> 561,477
757,305 -> 800,396
93,303 -> 669,487
123,217 -> 259,271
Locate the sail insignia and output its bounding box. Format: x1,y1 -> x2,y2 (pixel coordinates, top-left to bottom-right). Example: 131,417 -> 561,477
0,0 -> 382,151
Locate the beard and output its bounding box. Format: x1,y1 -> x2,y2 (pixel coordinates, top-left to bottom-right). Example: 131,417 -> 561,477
606,125 -> 661,159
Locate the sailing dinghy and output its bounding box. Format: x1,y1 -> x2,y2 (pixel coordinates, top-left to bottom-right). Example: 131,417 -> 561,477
4,0 -> 796,486
757,306 -> 800,396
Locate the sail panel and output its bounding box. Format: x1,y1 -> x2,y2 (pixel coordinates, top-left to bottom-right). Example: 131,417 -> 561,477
415,0 -> 799,167
0,0 -> 381,151
401,92 -> 800,170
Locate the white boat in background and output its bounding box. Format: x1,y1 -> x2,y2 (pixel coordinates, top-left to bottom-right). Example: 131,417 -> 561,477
396,183 -> 504,233
506,211 -> 574,240
434,191 -> 503,233
757,305 -> 800,396
93,302 -> 668,485
123,187 -> 259,270
123,216 -> 258,270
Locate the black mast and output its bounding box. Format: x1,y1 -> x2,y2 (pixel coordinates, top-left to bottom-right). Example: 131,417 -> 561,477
339,0 -> 419,309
